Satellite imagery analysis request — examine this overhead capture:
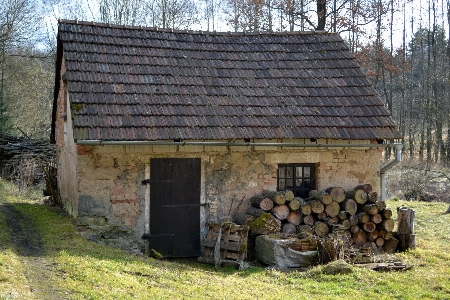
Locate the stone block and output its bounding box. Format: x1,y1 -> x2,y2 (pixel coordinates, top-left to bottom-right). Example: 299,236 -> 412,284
78,194 -> 111,216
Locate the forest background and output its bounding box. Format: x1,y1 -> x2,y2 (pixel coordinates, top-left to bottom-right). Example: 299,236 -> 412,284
1,0 -> 450,199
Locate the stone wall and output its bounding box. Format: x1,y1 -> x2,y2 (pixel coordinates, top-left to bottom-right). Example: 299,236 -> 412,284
66,140 -> 383,252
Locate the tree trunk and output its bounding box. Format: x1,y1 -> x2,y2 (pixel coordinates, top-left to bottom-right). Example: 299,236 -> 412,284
379,218 -> 395,232
381,208 -> 393,219
354,184 -> 373,193
250,213 -> 281,235
286,211 -> 303,225
299,199 -> 312,215
303,214 -> 315,226
321,193 -> 333,205
363,221 -> 376,233
314,221 -> 329,237
282,223 -> 297,234
264,190 -> 286,205
352,231 -> 367,245
375,200 -> 387,210
234,213 -> 255,225
371,213 -> 383,224
284,190 -> 295,201
246,206 -> 266,217
363,204 -> 379,215
325,187 -> 346,203
346,189 -> 368,204
250,196 -> 274,211
367,191 -> 378,204
382,237 -> 398,254
307,199 -> 324,214
340,199 -> 357,215
288,197 -> 301,210
271,204 -> 290,220
397,206 -> 416,251
357,212 -> 370,223
325,201 -> 340,217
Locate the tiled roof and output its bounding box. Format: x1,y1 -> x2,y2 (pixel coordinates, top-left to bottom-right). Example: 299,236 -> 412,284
54,20 -> 402,141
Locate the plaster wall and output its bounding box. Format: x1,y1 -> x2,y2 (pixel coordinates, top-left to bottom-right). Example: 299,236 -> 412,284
55,58 -> 78,217
71,140 -> 383,251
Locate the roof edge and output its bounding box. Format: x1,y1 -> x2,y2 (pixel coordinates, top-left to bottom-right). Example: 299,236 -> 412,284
58,19 -> 331,36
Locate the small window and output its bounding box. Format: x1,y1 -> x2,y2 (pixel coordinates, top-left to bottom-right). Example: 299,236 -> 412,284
277,164 -> 315,198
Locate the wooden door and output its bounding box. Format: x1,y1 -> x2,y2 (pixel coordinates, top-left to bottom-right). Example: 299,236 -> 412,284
149,158 -> 201,257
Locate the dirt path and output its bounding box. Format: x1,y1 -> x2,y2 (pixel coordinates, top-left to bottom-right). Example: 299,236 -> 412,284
0,202 -> 68,299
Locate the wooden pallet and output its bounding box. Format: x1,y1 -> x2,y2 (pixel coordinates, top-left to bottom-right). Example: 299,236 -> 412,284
198,222 -> 249,267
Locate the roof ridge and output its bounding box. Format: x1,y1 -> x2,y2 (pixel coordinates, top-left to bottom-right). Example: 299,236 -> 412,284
58,19 -> 330,36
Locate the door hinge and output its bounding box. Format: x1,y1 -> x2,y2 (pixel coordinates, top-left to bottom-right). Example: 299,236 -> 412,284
141,179 -> 174,185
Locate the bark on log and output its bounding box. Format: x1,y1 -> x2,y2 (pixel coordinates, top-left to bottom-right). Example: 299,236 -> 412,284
298,225 -> 313,236
288,197 -> 301,210
349,215 -> 359,226
250,196 -> 274,211
307,199 -> 324,214
316,211 -> 327,220
338,211 -> 348,220
246,206 -> 266,217
286,211 -> 303,226
375,200 -> 387,211
321,193 -> 333,205
352,231 -> 367,245
375,237 -> 385,247
234,213 -> 255,225
363,204 -> 379,215
381,208 -> 393,219
379,230 -> 391,240
368,229 -> 379,241
284,190 -> 295,201
339,219 -> 350,230
357,212 -> 370,223
299,198 -> 312,215
325,202 -> 340,217
308,189 -> 323,200
382,237 -> 399,254
379,218 -> 395,232
250,213 -> 281,235
362,241 -> 377,251
371,213 -> 383,224
314,221 -> 329,237
265,191 -> 286,205
363,221 -> 376,233
325,187 -> 346,203
350,224 -> 360,233
346,189 -> 368,204
367,191 -> 378,204
340,199 -> 357,216
282,223 -> 297,234
354,184 -> 373,194
271,205 -> 290,220
397,207 -> 416,251
303,214 -> 315,226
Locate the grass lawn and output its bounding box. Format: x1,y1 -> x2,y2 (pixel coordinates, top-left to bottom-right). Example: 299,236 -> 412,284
0,180 -> 449,299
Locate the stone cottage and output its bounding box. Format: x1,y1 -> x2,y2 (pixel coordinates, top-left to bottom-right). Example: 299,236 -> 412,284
51,20 -> 402,256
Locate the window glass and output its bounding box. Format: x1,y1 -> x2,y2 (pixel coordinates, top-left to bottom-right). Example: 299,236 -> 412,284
278,167 -> 285,178
286,179 -> 293,189
286,167 -> 293,178
279,179 -> 285,189
296,167 -> 302,177
296,178 -> 302,187
304,167 -> 310,177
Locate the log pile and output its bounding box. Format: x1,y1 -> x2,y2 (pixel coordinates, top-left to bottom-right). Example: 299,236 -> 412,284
235,184 -> 397,254
0,132 -> 55,185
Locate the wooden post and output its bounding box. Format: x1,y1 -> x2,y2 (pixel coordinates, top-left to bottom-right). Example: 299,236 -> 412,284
397,206 -> 416,251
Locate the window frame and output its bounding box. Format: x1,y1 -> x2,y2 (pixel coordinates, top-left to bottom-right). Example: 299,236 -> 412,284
277,163 -> 315,198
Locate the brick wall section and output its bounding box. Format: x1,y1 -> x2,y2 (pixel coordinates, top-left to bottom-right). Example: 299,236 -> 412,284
69,140 -> 383,251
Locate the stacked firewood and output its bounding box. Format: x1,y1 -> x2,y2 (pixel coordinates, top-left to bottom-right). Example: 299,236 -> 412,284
235,184 -> 396,253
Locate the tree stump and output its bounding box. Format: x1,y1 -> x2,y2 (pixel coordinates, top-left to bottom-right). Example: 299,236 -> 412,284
397,206 -> 416,251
